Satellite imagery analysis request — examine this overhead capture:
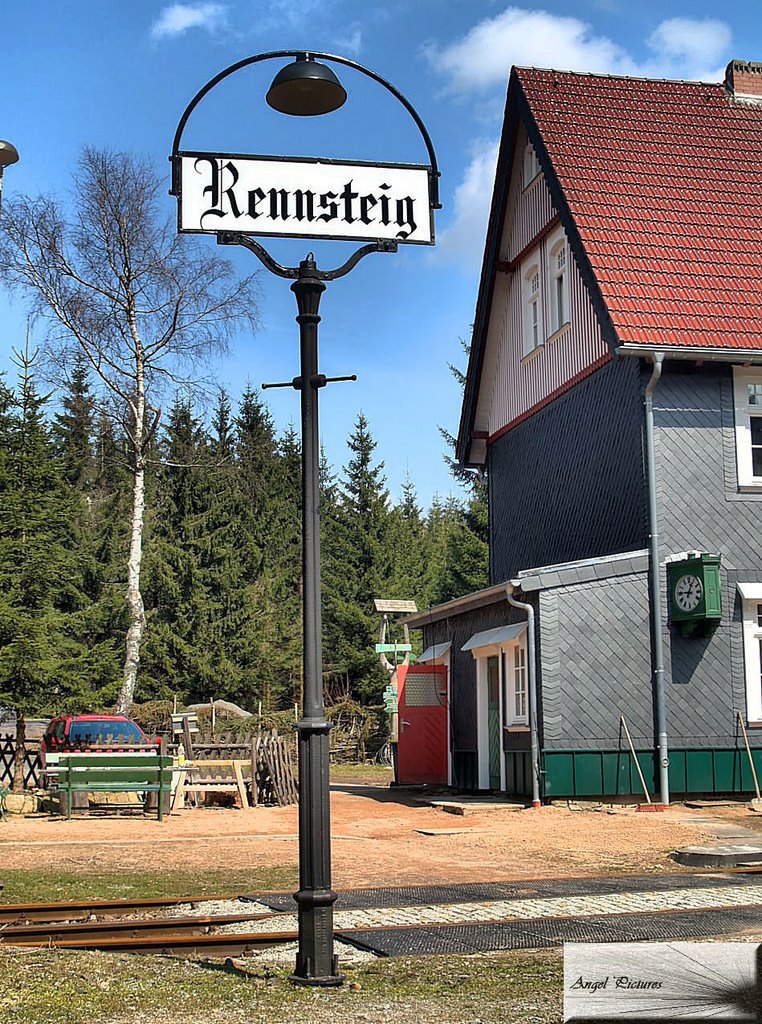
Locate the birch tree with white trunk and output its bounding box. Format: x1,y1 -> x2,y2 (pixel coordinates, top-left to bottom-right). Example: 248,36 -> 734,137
0,148 -> 259,713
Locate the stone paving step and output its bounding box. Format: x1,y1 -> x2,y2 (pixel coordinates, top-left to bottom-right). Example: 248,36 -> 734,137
673,844 -> 762,868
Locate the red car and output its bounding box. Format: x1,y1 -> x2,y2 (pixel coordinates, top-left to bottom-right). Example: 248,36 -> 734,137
39,714 -> 156,771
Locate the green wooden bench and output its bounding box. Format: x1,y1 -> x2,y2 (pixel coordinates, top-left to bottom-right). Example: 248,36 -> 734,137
57,754 -> 174,822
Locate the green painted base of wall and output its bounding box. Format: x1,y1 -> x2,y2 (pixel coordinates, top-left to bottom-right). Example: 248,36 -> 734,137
543,747 -> 762,798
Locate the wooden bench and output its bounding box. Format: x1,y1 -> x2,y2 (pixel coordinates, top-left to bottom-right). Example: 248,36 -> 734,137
57,754 -> 174,821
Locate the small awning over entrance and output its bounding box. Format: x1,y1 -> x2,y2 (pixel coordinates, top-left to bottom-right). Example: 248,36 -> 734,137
738,582 -> 762,601
461,622 -> 526,652
418,642 -> 452,664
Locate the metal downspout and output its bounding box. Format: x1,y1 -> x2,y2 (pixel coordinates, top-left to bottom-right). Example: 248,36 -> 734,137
505,584 -> 541,807
645,353 -> 670,806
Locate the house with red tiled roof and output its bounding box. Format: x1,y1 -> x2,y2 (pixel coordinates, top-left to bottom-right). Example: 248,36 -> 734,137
402,60 -> 762,804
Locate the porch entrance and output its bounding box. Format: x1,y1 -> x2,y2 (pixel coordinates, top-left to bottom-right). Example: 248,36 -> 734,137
397,664 -> 448,785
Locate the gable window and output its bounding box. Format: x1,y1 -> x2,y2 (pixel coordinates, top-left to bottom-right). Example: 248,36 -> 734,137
548,234 -> 570,335
523,265 -> 543,356
732,368 -> 762,488
739,586 -> 762,723
523,143 -> 540,188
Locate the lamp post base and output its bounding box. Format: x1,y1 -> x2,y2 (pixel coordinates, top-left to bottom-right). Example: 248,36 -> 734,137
289,956 -> 345,988
290,714 -> 343,987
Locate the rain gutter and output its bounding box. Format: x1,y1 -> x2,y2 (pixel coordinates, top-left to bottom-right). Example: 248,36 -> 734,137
644,352 -> 670,807
505,583 -> 541,807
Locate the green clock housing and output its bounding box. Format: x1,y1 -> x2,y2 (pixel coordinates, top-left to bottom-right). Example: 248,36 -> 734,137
667,553 -> 722,637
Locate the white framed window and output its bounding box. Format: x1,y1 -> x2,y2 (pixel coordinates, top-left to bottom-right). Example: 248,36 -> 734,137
522,264 -> 543,356
732,368 -> 762,488
740,594 -> 762,722
523,143 -> 541,188
548,232 -> 570,335
512,640 -> 528,723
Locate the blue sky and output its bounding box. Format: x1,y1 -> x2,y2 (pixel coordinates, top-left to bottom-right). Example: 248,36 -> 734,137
0,1 -> 750,505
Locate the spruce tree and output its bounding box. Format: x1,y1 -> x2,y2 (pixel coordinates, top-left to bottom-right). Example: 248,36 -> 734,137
387,473 -> 429,609
52,350 -> 96,490
324,413 -> 392,702
0,346 -> 92,787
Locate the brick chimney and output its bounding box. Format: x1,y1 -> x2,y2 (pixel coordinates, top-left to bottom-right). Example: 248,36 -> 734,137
725,60 -> 762,102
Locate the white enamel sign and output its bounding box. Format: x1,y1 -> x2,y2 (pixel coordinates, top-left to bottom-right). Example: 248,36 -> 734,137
178,153 -> 434,244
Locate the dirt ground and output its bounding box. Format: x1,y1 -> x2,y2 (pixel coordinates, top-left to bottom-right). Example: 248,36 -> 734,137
0,783 -> 734,887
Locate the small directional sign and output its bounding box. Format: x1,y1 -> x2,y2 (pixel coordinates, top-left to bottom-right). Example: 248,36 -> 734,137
375,643 -> 412,654
374,599 -> 418,613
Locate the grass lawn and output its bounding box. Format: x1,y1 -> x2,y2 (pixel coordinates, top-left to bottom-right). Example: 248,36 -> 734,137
0,945 -> 563,1024
329,762 -> 394,784
0,866 -> 298,905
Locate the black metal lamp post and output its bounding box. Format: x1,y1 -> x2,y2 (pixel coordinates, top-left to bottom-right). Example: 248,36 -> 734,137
170,51 -> 439,987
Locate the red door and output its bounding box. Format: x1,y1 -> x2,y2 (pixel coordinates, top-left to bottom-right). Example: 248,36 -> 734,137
397,664 -> 448,784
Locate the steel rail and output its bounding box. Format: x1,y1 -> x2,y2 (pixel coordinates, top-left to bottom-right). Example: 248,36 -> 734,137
0,910 -> 280,943
5,929 -> 299,955
0,892 -> 251,925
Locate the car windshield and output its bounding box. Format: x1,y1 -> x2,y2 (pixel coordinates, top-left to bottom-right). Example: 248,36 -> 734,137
68,721 -> 145,744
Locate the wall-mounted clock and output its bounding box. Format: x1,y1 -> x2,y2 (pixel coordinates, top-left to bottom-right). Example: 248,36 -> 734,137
667,553 -> 722,637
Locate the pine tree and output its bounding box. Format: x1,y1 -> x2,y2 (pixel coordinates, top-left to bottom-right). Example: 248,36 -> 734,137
324,413 -> 392,702
0,345 -> 93,788
52,350 -> 96,490
387,473 -> 429,610
141,395 -> 214,701
252,423 -> 303,710
431,338 -> 489,601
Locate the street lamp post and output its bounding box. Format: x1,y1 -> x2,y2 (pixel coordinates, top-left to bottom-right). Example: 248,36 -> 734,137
0,140 -> 19,213
170,51 -> 439,987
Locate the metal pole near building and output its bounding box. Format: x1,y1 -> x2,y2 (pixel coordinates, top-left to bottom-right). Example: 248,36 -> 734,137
170,50 -> 439,988
290,256 -> 340,984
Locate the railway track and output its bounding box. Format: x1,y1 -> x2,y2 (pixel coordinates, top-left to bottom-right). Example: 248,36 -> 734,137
0,893 -> 299,956
3,869 -> 762,959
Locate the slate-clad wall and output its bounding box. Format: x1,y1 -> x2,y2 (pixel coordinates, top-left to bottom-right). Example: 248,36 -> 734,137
653,363 -> 762,747
422,600 -> 533,752
488,357 -> 647,583
539,572 -> 653,750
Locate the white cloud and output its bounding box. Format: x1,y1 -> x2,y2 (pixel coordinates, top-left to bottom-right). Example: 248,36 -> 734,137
426,7 -> 732,93
336,26 -> 363,58
426,8 -> 634,94
431,9 -> 733,272
435,139 -> 499,268
150,3 -> 228,40
646,17 -> 731,80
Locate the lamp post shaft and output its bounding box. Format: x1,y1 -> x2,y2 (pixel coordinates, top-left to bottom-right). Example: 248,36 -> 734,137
290,256 -> 342,986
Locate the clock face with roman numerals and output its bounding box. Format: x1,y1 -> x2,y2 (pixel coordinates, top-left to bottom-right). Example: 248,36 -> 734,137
674,574 -> 703,613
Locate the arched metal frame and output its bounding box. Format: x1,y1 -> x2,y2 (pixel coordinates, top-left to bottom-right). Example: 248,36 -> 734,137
171,50 -> 440,279
170,49 -> 440,206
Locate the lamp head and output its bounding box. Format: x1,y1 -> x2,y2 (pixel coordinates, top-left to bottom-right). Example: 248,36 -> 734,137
266,55 -> 347,116
0,141 -> 19,169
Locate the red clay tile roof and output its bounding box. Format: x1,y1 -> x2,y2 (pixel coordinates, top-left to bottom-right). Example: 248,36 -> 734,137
516,67 -> 762,350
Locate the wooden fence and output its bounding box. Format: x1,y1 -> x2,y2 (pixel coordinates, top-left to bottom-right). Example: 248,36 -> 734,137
174,730 -> 298,807
0,737 -> 41,789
